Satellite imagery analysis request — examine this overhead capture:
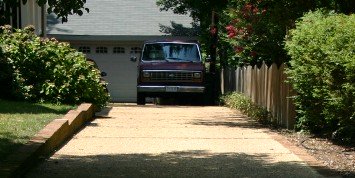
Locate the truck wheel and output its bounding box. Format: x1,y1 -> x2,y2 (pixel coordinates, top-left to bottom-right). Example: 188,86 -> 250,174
137,93 -> 146,105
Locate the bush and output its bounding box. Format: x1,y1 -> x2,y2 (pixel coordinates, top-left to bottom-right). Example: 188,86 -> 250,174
221,92 -> 271,124
0,25 -> 109,108
0,46 -> 13,99
285,10 -> 355,144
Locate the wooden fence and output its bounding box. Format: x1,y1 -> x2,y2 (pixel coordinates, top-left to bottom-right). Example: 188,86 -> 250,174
221,63 -> 296,129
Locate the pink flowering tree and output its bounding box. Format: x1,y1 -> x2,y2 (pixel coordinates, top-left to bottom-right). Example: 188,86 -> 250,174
219,0 -> 355,67
157,0 -> 355,67
220,0 -> 283,66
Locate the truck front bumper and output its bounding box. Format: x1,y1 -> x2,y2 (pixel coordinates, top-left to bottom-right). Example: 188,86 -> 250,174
137,85 -> 205,93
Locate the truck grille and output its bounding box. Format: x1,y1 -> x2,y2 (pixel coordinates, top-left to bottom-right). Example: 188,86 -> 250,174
145,71 -> 197,81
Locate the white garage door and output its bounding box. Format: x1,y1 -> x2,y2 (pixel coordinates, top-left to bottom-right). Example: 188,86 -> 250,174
78,44 -> 141,102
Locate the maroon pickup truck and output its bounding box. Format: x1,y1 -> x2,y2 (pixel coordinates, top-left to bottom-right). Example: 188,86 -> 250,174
136,40 -> 205,105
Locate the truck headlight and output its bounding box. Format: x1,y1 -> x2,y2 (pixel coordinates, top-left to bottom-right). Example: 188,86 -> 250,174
143,71 -> 150,78
193,72 -> 201,79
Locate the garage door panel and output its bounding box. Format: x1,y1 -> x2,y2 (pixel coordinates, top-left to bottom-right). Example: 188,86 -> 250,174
85,45 -> 140,102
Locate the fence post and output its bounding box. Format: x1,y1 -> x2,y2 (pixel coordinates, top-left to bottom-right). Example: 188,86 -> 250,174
279,64 -> 287,127
256,64 -> 263,106
246,66 -> 253,98
266,64 -> 273,118
269,64 -> 280,123
260,63 -> 267,108
275,64 -> 282,125
241,67 -> 245,93
221,68 -> 225,95
230,68 -> 236,92
250,65 -> 255,103
235,68 -> 239,93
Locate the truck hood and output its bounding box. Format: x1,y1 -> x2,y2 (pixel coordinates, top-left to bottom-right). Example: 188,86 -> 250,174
139,62 -> 204,71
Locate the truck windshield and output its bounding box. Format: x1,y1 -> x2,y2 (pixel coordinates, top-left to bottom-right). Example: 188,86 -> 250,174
142,43 -> 201,62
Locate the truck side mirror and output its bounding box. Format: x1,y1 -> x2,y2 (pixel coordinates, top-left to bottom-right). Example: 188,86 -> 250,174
130,51 -> 137,62
130,56 -> 137,62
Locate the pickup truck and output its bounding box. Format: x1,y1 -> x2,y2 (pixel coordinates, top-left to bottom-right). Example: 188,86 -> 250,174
136,40 -> 205,105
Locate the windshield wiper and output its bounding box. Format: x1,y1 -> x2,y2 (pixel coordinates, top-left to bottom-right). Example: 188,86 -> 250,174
165,57 -> 181,61
165,58 -> 194,62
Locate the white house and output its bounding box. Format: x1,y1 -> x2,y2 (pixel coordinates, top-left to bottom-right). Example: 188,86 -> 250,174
47,0 -> 197,102
1,0 -> 46,36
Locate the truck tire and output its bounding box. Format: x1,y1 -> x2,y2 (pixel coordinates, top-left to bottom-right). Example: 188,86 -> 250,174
137,93 -> 146,105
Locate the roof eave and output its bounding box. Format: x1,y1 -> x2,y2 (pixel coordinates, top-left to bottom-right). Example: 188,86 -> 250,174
48,34 -> 198,42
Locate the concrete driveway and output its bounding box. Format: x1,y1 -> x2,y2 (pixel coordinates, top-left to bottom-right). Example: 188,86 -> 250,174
26,105 -> 324,177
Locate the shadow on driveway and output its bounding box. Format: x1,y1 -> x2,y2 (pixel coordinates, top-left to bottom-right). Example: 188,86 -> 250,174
189,114 -> 264,129
27,150 -> 327,178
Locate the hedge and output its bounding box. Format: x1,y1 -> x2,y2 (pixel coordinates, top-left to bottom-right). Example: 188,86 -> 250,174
285,10 -> 355,144
0,25 -> 109,108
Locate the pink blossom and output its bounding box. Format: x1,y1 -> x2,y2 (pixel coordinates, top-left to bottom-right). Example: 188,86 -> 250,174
244,3 -> 253,11
238,28 -> 245,35
210,26 -> 217,35
226,25 -> 237,38
262,9 -> 267,14
234,46 -> 244,53
225,25 -> 234,31
253,7 -> 259,14
228,32 -> 236,38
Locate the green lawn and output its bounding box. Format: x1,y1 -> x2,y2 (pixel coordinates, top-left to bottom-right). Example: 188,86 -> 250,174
0,99 -> 75,162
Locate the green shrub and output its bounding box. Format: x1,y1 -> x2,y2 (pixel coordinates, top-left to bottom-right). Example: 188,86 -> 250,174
0,25 -> 109,108
0,45 -> 13,99
221,92 -> 271,124
285,10 -> 355,144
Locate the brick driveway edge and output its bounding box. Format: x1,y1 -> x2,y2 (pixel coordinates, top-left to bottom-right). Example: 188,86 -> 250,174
0,103 -> 95,178
268,132 -> 341,177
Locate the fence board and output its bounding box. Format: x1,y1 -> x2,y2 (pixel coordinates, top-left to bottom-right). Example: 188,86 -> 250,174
221,63 -> 296,129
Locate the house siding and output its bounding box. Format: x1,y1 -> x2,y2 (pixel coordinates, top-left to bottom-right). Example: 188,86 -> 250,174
1,0 -> 45,36
21,0 -> 45,36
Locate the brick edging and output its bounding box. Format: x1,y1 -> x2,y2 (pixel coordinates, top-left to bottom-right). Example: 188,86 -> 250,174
0,103 -> 95,178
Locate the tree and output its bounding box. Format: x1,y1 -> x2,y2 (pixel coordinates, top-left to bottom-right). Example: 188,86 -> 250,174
0,0 -> 89,24
222,0 -> 355,66
157,0 -> 354,67
156,0 -> 228,54
221,0 -> 305,66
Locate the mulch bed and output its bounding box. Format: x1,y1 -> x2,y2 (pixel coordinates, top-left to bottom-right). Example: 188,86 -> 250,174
279,130 -> 355,177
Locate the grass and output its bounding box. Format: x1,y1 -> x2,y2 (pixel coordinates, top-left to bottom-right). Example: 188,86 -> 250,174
221,92 -> 272,125
0,99 -> 75,162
